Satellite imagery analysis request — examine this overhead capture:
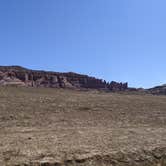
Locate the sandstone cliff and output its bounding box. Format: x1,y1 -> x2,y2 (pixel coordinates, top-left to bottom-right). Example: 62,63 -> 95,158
0,66 -> 128,91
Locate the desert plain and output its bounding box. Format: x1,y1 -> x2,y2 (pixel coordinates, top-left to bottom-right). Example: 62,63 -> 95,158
0,87 -> 166,166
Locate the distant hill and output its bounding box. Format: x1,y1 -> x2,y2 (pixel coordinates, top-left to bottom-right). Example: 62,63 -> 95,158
148,84 -> 166,95
0,65 -> 128,91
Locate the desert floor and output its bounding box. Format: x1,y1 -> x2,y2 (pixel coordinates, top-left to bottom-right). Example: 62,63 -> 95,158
0,87 -> 166,166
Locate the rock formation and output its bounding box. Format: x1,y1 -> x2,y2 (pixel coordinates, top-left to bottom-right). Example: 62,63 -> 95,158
108,81 -> 128,91
0,66 -> 128,91
148,84 -> 166,95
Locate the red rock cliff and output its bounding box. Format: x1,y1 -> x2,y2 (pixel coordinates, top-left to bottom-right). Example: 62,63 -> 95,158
0,66 -> 128,91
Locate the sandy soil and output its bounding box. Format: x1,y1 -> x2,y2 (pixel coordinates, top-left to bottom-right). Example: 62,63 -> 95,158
0,87 -> 166,166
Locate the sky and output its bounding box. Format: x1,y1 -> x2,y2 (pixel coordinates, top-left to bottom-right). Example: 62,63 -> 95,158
0,0 -> 166,88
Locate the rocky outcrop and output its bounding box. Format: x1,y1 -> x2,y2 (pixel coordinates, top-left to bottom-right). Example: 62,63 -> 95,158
0,66 -> 128,91
148,84 -> 166,95
108,81 -> 128,91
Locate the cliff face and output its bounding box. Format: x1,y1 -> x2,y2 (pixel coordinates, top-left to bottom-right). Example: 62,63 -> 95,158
0,66 -> 128,91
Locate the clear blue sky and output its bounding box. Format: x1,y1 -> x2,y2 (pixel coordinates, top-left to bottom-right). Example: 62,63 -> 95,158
0,0 -> 166,88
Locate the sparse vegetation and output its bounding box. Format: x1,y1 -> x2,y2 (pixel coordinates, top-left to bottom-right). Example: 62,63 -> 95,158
0,87 -> 166,165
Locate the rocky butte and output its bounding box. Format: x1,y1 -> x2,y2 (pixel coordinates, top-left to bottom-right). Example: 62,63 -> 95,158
0,66 -> 128,91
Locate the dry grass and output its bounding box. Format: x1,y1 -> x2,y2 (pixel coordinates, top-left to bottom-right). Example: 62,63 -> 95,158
0,87 -> 166,165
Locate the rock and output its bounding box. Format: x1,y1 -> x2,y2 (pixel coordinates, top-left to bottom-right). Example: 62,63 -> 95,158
0,66 -> 129,91
148,85 -> 166,95
108,81 -> 128,91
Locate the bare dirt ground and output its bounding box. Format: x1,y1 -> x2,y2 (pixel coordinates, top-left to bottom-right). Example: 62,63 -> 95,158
0,87 -> 166,166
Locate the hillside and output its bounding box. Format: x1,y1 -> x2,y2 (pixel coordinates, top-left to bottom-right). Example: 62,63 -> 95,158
0,66 -> 128,91
148,84 -> 166,95
0,87 -> 166,166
